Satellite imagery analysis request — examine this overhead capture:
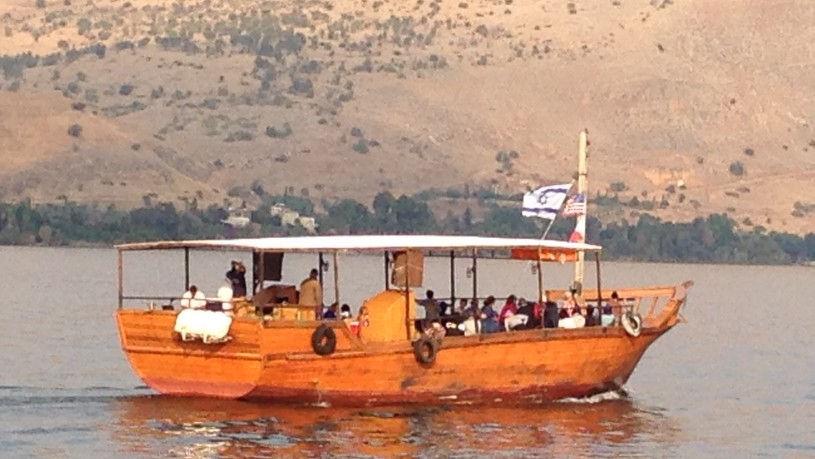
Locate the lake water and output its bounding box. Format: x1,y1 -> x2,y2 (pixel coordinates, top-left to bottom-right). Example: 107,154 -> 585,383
0,245 -> 813,457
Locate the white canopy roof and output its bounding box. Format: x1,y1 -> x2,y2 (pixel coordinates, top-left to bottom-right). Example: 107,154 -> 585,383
116,235 -> 601,253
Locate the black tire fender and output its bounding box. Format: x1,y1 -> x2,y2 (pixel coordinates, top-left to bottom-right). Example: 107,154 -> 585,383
311,324 -> 337,356
413,336 -> 439,365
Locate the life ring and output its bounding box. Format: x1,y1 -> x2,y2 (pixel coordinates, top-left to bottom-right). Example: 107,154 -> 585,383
621,312 -> 642,337
413,336 -> 439,365
311,324 -> 337,356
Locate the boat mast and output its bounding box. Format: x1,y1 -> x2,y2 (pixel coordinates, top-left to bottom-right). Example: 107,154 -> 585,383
573,130 -> 588,290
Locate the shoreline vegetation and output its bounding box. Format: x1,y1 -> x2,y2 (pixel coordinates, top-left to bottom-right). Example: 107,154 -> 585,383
1,192 -> 813,265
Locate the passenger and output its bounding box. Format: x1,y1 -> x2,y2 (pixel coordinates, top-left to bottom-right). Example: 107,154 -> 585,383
559,291 -> 577,319
460,302 -> 479,337
480,296 -> 501,334
504,297 -> 529,331
425,321 -> 447,340
543,293 -> 559,328
217,279 -> 234,316
607,291 -> 622,316
464,299 -> 480,317
299,268 -> 323,319
340,304 -> 352,320
574,292 -> 588,317
356,305 -> 370,338
438,301 -> 450,317
601,292 -> 620,326
558,291 -> 585,328
456,298 -> 468,315
498,295 -> 518,329
181,285 -> 206,309
225,260 -> 247,297
323,302 -> 339,319
517,297 -> 540,329
457,299 -> 480,336
419,290 -> 441,324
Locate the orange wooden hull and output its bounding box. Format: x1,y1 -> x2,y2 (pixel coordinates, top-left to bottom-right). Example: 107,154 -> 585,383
117,289 -> 685,406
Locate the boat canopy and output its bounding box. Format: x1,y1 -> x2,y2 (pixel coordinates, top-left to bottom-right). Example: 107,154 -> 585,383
116,235 -> 601,254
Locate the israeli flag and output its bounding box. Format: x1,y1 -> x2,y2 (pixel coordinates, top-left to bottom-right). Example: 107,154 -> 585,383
522,183 -> 572,220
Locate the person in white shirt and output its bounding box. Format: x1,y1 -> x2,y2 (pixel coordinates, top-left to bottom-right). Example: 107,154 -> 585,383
181,285 -> 206,309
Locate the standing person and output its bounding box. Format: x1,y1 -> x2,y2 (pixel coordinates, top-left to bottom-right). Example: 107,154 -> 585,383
299,268 -> 323,319
419,290 -> 440,327
226,260 -> 247,297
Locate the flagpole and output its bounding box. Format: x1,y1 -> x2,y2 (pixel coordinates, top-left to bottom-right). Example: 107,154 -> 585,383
540,218 -> 556,240
573,130 -> 589,291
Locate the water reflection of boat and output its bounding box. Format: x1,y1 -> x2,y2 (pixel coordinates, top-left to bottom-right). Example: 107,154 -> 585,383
111,396 -> 680,457
115,235 -> 692,405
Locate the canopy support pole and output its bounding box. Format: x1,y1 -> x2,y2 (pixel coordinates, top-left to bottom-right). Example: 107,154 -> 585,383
183,248 -> 190,291
595,252 -> 603,326
318,252 -> 324,294
332,252 -> 340,305
258,251 -> 265,294
405,250 -> 412,340
384,252 -> 390,290
450,250 -> 456,306
537,249 -> 544,305
471,249 -> 478,301
117,249 -> 123,309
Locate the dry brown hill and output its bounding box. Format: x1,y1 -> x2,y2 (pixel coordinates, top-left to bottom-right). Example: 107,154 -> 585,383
1,0 -> 813,232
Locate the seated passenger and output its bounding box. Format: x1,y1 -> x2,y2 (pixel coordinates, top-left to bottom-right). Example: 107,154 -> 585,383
181,285 -> 206,309
438,301 -> 450,317
543,293 -> 559,328
600,292 -> 620,326
425,321 -> 447,341
464,299 -> 480,317
504,297 -> 529,331
455,298 -> 468,315
558,291 -> 585,328
323,302 -> 339,319
498,295 -> 518,329
480,296 -> 501,334
340,304 -> 352,320
355,305 -> 370,339
457,299 -> 480,336
518,298 -> 542,329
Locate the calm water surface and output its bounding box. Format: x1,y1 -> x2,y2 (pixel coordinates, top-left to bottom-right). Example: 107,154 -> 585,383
0,246 -> 813,457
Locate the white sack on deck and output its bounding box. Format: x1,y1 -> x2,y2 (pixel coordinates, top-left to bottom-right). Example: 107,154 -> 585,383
174,309 -> 233,343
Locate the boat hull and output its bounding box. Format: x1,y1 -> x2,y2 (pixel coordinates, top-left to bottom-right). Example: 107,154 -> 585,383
117,308 -> 675,406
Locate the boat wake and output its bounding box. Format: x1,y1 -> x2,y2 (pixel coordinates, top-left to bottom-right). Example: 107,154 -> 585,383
556,389 -> 629,404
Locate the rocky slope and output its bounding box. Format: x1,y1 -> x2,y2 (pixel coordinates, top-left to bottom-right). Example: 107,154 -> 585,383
1,0 -> 813,232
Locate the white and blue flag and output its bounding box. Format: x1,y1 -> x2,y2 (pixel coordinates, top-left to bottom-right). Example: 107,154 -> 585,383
522,183 -> 572,220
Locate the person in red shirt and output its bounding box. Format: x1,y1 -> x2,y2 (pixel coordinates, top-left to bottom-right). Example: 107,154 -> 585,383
498,295 -> 518,329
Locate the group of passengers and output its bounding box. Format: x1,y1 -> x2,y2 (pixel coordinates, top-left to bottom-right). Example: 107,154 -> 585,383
180,260 -> 248,316
417,289 -> 625,337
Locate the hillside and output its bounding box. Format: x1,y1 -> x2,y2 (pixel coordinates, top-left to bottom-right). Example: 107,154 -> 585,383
1,0 -> 813,233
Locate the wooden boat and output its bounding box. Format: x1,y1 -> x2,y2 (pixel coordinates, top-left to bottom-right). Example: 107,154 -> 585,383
115,235 -> 692,406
